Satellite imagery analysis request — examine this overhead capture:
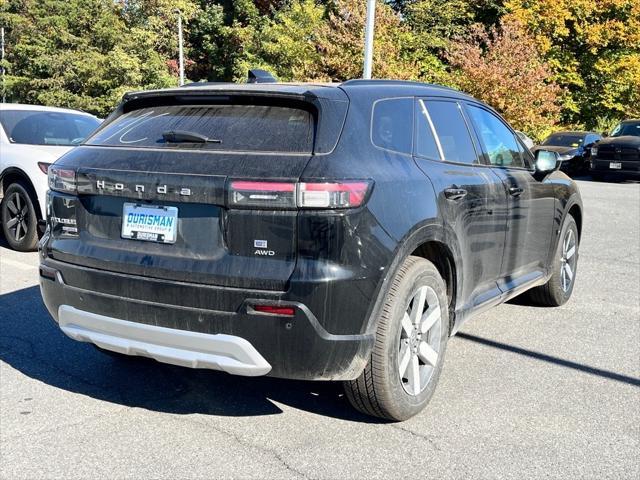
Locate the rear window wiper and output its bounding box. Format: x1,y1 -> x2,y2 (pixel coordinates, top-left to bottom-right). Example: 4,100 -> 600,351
162,130 -> 222,144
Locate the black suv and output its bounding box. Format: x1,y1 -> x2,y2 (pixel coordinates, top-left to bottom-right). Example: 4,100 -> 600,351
590,119 -> 640,180
39,80 -> 582,421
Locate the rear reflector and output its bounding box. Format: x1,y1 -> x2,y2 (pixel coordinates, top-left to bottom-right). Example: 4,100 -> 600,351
253,305 -> 296,316
228,180 -> 371,209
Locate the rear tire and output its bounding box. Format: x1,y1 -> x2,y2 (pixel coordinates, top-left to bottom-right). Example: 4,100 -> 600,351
344,256 -> 449,421
527,215 -> 579,307
1,182 -> 39,251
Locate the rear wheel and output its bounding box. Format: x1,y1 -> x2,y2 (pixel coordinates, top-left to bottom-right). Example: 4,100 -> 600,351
528,215 -> 579,306
1,182 -> 39,251
344,256 -> 448,421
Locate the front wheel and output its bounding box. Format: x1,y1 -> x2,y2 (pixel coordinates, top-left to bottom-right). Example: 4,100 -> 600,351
344,256 -> 449,421
1,182 -> 39,251
528,214 -> 579,306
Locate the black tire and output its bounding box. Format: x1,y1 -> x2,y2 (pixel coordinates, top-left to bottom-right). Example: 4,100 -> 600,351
344,256 -> 449,421
1,182 -> 39,251
527,215 -> 579,307
591,172 -> 605,182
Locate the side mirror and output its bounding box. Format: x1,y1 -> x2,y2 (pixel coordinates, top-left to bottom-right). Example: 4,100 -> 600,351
535,150 -> 560,173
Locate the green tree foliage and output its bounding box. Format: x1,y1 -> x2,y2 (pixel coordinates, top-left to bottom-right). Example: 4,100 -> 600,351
0,0 -> 637,130
0,0 -> 191,116
506,0 -> 640,127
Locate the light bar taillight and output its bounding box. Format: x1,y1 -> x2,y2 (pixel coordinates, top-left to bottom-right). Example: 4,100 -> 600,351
228,180 -> 371,209
48,165 -> 77,193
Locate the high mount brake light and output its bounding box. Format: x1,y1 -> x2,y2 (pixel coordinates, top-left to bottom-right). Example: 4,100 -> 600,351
228,180 -> 371,209
48,166 -> 77,193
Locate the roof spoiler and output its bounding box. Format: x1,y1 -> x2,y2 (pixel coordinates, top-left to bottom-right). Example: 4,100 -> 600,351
247,69 -> 278,84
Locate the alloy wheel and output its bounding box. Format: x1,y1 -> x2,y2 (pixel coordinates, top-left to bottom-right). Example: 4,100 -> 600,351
398,285 -> 442,395
560,228 -> 577,292
4,191 -> 29,243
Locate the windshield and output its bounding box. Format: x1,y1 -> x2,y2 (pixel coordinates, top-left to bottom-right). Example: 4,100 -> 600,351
0,110 -> 100,146
86,104 -> 315,153
610,122 -> 640,137
541,134 -> 585,148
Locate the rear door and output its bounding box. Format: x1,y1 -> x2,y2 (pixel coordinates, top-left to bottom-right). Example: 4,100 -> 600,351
413,98 -> 508,310
47,96 -> 341,291
464,103 -> 555,291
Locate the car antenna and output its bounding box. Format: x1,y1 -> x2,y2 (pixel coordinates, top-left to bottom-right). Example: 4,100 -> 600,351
247,69 -> 278,84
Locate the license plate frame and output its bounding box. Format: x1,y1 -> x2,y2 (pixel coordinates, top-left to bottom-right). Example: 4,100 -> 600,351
609,162 -> 622,169
121,203 -> 178,244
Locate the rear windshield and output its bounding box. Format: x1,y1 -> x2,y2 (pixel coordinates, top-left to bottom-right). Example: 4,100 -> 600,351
87,104 -> 315,153
0,110 -> 100,146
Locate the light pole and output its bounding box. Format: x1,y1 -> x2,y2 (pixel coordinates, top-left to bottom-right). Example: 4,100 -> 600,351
363,0 -> 376,79
1,27 -> 5,103
175,10 -> 185,86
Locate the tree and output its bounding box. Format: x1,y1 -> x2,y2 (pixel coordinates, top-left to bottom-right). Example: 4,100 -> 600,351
506,0 -> 640,127
0,0 -> 188,116
447,18 -> 562,139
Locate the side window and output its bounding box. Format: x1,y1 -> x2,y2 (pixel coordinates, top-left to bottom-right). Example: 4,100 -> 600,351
422,100 -> 478,164
414,99 -> 441,160
466,105 -> 525,168
371,98 -> 413,154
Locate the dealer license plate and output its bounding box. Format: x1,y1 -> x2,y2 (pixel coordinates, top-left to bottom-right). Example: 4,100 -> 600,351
121,203 -> 178,244
609,162 -> 622,169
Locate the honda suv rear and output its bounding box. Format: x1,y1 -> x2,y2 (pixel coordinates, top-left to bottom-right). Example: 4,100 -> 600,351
40,80 -> 582,420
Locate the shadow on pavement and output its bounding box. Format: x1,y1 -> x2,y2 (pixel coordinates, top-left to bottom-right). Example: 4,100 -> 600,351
457,333 -> 640,387
0,286 -> 385,423
573,174 -> 640,184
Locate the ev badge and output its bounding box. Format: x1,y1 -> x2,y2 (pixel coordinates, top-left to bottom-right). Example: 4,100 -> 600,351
254,239 -> 275,256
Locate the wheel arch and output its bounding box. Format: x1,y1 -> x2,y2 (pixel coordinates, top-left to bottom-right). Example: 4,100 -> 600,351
0,167 -> 43,220
364,221 -> 462,336
567,202 -> 582,240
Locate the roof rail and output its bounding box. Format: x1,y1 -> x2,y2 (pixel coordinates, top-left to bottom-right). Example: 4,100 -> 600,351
341,78 -> 459,92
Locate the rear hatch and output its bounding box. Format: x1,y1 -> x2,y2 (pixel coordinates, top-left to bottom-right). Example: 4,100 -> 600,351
47,88 -> 348,290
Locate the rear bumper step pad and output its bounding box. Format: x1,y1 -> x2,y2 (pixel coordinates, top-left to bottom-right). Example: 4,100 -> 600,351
58,305 -> 271,376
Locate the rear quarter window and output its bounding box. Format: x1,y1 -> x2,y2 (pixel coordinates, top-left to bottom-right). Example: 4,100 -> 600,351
87,104 -> 315,153
371,98 -> 413,154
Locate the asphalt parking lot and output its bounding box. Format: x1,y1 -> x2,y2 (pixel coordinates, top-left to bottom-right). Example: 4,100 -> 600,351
0,178 -> 638,479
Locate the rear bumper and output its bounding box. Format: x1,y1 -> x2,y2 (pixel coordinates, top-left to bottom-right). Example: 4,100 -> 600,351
39,259 -> 375,381
59,305 -> 272,376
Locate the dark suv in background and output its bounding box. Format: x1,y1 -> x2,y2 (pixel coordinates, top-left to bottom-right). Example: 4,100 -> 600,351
39,79 -> 582,421
590,119 -> 640,180
533,131 -> 601,175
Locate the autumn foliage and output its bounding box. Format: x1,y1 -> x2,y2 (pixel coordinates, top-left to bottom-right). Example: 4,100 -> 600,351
0,0 -> 638,136
447,19 -> 562,139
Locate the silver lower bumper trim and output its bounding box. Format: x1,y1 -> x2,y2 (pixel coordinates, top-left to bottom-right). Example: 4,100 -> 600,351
58,305 -> 271,376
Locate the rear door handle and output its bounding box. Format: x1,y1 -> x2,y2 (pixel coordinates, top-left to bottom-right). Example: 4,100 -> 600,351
508,187 -> 524,197
444,188 -> 468,201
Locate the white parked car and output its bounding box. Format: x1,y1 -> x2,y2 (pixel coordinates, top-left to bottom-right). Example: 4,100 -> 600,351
0,104 -> 101,250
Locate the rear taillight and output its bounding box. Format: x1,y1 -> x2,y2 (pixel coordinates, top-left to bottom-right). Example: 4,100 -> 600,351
298,182 -> 369,208
48,165 -> 77,193
228,180 -> 371,209
229,181 -> 297,209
